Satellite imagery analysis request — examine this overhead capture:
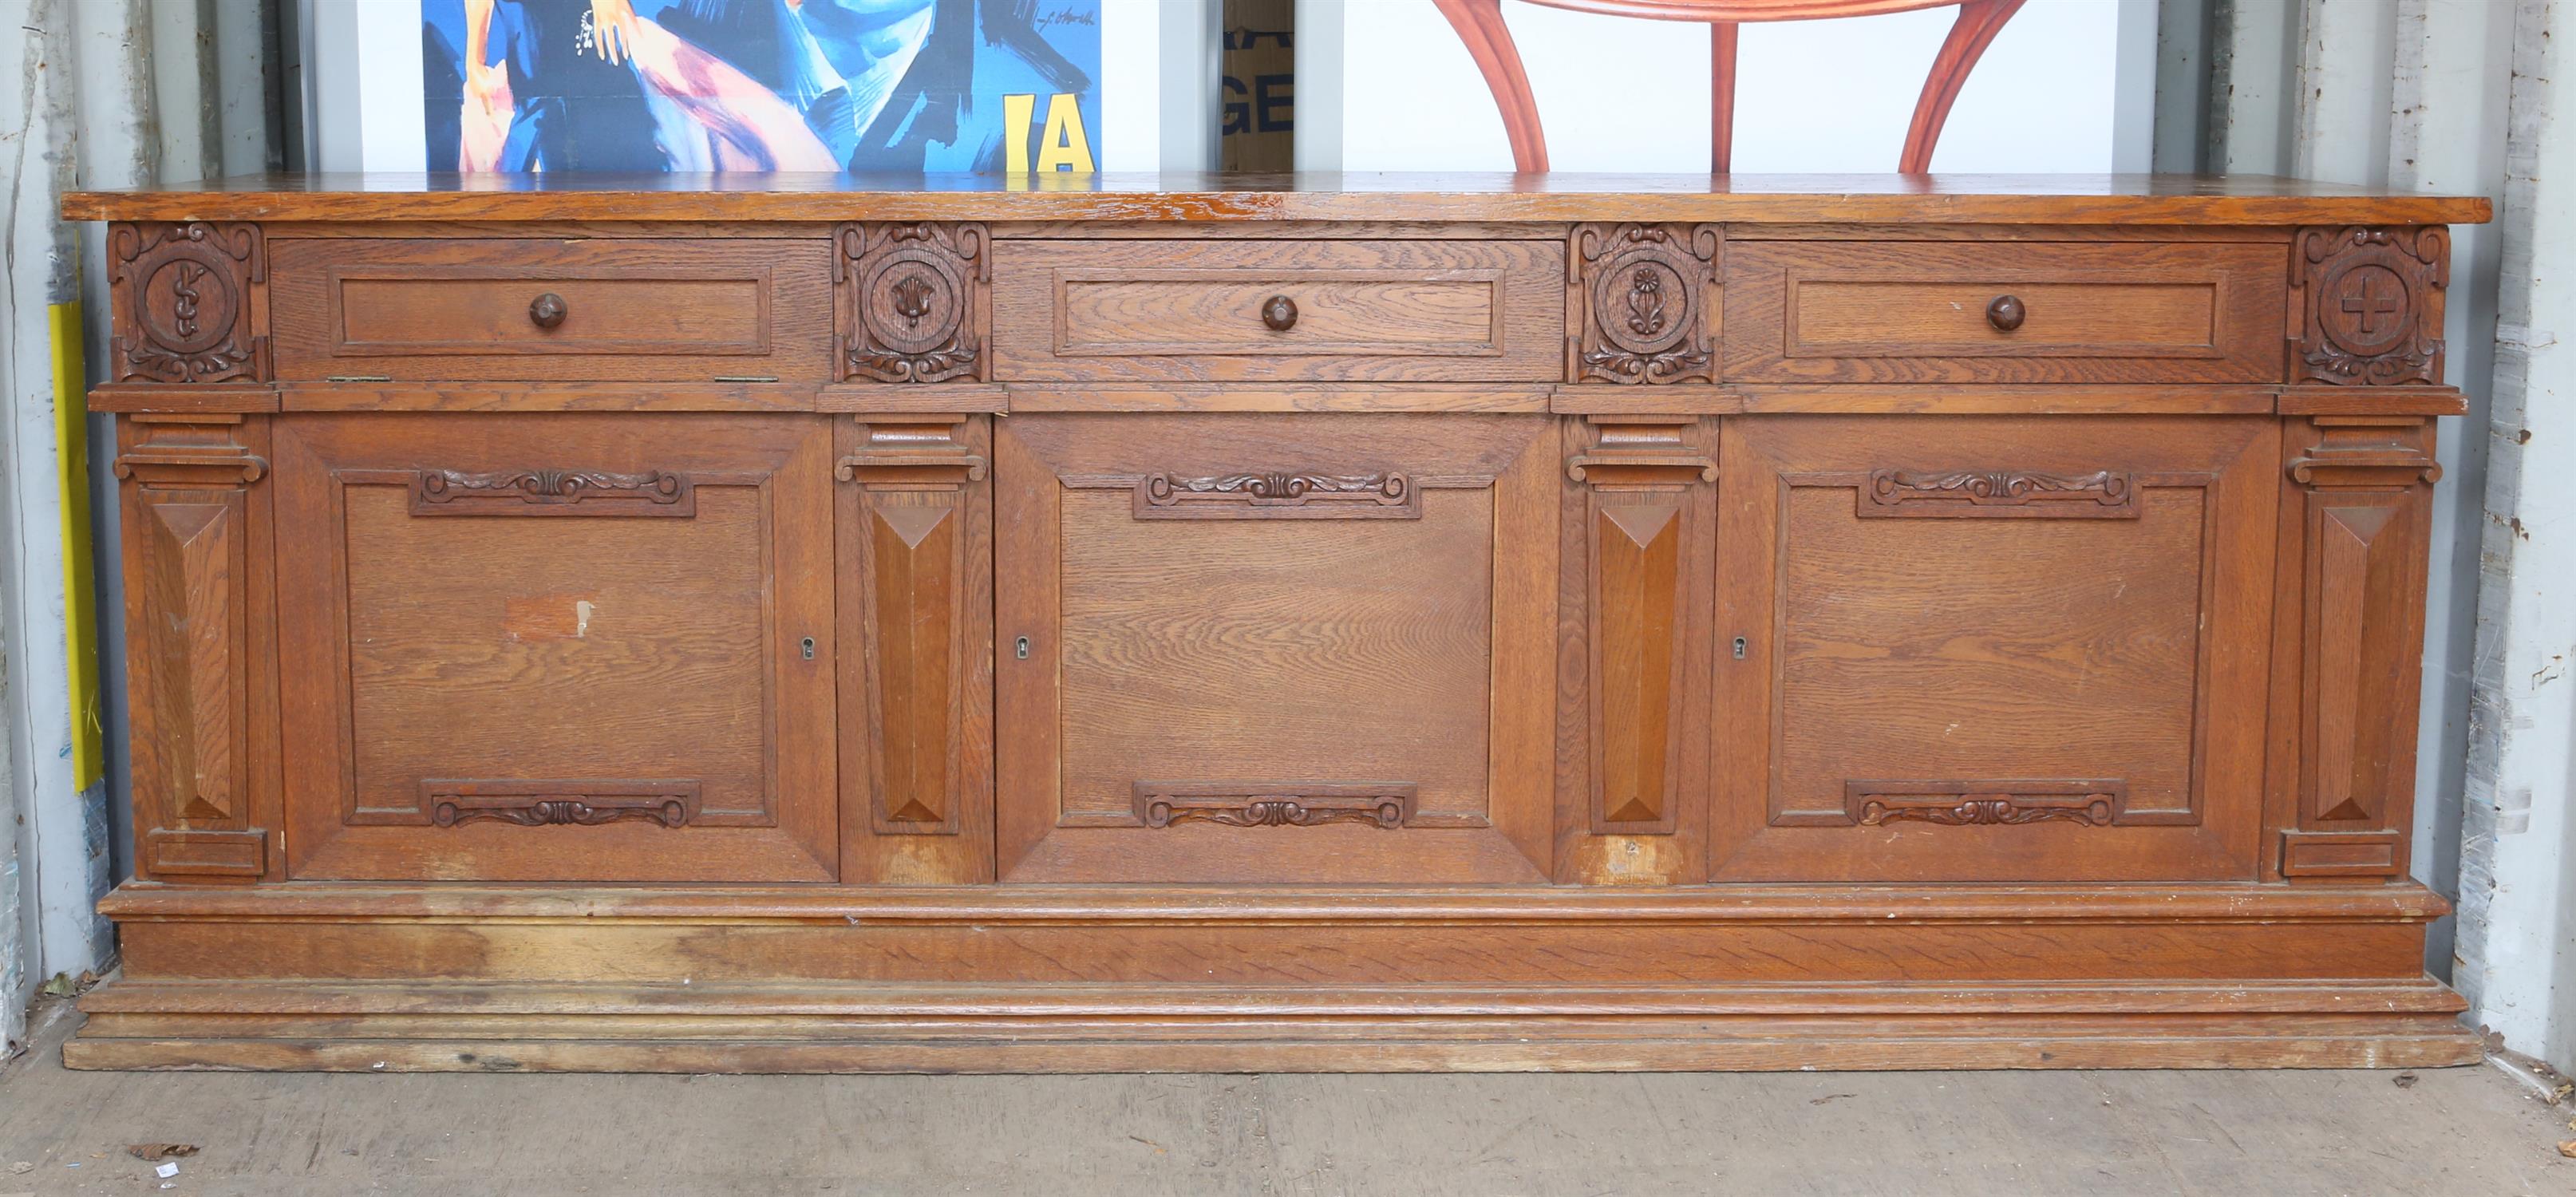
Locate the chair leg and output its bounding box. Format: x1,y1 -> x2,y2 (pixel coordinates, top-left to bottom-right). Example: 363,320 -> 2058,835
1432,0 -> 1549,172
1712,23 -> 1738,173
1899,0 -> 2025,172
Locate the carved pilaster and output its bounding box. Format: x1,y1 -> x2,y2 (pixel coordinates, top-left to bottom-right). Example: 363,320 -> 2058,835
838,417 -> 994,879
117,415 -> 274,880
109,222 -> 267,384
2273,416 -> 2438,880
2293,226 -> 2448,387
1569,223 -> 1721,385
1567,417 -> 1715,847
836,223 -> 989,383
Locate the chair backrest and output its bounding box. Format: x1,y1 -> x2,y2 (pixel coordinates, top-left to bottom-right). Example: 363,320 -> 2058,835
1432,0 -> 2027,172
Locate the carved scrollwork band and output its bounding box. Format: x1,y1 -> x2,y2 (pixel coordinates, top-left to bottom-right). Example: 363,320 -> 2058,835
2294,226 -> 2448,387
410,469 -> 696,517
840,222 -> 988,383
1859,469 -> 2139,519
109,222 -> 267,384
1571,223 -> 1721,385
1845,780 -> 2128,828
421,780 -> 702,829
1132,472 -> 1420,519
1133,782 -> 1416,830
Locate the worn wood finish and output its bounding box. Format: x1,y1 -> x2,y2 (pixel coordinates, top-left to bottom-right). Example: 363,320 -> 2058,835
273,414 -> 839,882
69,175 -> 2488,1073
60,173 -> 2495,227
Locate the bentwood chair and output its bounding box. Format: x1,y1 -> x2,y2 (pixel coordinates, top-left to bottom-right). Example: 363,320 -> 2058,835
1430,0 -> 2027,172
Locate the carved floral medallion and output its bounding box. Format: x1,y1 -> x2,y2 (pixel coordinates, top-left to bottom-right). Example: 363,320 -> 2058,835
840,221 -> 987,383
1571,223 -> 1720,385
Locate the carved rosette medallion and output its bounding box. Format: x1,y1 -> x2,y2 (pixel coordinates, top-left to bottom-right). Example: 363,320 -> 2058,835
110,222 -> 267,384
840,222 -> 988,383
1571,223 -> 1720,385
2294,226 -> 2448,386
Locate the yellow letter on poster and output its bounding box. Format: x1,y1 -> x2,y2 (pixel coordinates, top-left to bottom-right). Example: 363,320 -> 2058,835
1003,93 -> 1036,173
1036,93 -> 1095,172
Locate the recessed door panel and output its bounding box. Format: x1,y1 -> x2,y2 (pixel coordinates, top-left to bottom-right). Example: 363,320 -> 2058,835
1713,414 -> 2278,882
996,413 -> 1558,883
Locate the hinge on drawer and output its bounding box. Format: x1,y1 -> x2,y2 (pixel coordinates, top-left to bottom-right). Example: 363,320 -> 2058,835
713,375 -> 780,383
324,374 -> 393,383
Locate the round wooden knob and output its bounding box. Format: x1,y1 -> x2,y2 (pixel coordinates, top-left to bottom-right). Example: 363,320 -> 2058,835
1261,294 -> 1298,332
1985,294 -> 2026,332
529,292 -> 569,330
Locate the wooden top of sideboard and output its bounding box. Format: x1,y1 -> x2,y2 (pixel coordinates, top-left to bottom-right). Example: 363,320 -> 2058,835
61,172 -> 2492,226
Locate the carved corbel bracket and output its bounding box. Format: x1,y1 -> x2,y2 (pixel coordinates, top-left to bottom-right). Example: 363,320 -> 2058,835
112,416 -> 269,487
1564,417 -> 1719,487
1569,223 -> 1721,385
836,417 -> 990,484
837,223 -> 990,384
109,222 -> 268,385
2292,226 -> 2448,387
2286,416 -> 2442,488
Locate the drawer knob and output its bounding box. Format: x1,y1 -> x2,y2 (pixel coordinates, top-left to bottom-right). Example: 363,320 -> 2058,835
529,292 -> 570,330
1261,294 -> 1298,332
1985,294 -> 2026,332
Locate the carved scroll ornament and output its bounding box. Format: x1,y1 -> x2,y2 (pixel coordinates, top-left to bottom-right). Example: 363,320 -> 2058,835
1133,782 -> 1416,829
1847,780 -> 2127,828
411,468 -> 695,516
422,780 -> 702,829
1132,472 -> 1419,519
1860,469 -> 2138,519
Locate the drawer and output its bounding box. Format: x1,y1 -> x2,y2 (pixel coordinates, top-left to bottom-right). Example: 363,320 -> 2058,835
991,239 -> 1564,381
270,238 -> 833,382
1724,240 -> 2287,383
273,413 -> 840,881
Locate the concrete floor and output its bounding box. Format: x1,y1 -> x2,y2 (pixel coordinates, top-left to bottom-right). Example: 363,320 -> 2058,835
3,1000 -> 2572,1196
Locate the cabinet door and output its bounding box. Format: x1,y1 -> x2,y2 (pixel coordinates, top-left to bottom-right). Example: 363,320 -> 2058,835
1714,415 -> 2278,882
276,414 -> 839,881
995,414 -> 1557,883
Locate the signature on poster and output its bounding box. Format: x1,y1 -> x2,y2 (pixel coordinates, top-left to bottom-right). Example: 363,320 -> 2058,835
422,0 -> 1102,172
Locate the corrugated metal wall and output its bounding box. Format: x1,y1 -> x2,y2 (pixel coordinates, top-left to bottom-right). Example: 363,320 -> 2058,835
0,0 -> 274,1057
2161,0 -> 2574,1074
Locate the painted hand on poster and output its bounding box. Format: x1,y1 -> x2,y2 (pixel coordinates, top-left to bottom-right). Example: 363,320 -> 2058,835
424,0 -> 1102,173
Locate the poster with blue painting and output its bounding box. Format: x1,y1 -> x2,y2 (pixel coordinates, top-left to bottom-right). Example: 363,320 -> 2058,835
422,0 -> 1102,172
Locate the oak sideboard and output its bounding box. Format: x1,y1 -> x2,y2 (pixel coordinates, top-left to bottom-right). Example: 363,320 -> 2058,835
60,174 -> 2491,1073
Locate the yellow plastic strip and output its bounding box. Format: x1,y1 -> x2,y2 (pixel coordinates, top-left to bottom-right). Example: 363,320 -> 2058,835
53,301 -> 102,792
